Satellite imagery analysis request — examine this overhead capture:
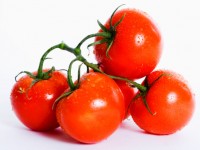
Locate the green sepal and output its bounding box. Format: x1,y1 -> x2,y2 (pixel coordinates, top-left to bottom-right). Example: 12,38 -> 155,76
141,94 -> 155,115
112,13 -> 126,29
67,58 -> 78,91
87,38 -> 109,49
90,4 -> 125,58
74,63 -> 83,89
109,4 -> 125,29
97,20 -> 109,32
15,71 -> 36,82
52,90 -> 73,110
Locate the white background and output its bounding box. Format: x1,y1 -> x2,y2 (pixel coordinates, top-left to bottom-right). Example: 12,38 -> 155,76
1,0 -> 200,149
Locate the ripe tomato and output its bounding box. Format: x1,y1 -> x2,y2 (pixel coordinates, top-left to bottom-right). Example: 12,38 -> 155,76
10,70 -> 68,131
130,70 -> 195,135
94,8 -> 162,79
56,72 -> 125,143
115,80 -> 137,119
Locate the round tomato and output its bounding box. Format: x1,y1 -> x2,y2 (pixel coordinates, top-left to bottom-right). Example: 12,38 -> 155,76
10,70 -> 68,131
94,8 -> 162,79
56,72 -> 125,143
115,80 -> 137,119
130,70 -> 195,135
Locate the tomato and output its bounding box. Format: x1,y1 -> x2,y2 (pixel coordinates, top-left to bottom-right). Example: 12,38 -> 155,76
56,72 -> 125,143
115,80 -> 137,119
10,70 -> 68,131
130,70 -> 195,135
94,8 -> 162,79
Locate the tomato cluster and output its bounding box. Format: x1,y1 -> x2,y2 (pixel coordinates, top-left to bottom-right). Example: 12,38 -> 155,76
10,5 -> 195,144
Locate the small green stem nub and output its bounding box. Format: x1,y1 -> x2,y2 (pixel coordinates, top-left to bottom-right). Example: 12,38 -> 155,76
58,42 -> 74,54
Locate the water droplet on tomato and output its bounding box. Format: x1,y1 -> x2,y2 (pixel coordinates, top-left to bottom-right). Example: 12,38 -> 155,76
135,33 -> 145,46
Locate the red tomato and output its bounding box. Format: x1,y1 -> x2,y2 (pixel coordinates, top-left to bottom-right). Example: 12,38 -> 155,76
10,70 -> 68,131
115,80 -> 137,119
130,70 -> 195,135
94,8 -> 162,79
56,72 -> 125,143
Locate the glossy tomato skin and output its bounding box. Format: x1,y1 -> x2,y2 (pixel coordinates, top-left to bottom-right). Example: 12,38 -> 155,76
94,8 -> 162,79
10,70 -> 68,131
130,70 -> 195,135
56,72 -> 125,143
115,80 -> 137,119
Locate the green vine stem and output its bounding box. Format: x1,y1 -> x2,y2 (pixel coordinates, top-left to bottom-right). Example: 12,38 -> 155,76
108,75 -> 147,92
57,41 -> 147,93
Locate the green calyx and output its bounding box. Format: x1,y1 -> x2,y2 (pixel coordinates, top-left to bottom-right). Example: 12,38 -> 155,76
128,73 -> 168,116
97,4 -> 126,58
78,4 -> 126,58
